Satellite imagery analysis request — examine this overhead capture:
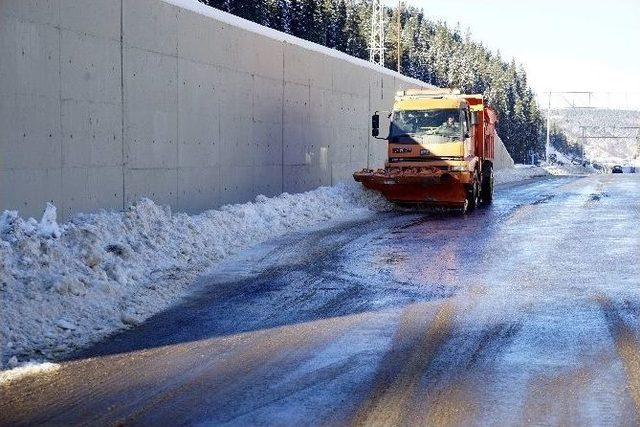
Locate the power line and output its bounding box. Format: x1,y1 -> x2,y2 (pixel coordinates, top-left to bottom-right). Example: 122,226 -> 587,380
369,0 -> 385,66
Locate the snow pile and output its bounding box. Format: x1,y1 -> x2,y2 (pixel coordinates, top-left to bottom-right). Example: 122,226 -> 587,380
1,183 -> 391,368
543,161 -> 597,176
493,150 -> 599,185
37,203 -> 61,239
543,149 -> 597,176
494,164 -> 549,184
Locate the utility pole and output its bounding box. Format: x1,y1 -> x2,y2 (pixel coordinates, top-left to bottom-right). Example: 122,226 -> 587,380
397,1 -> 402,73
369,0 -> 385,66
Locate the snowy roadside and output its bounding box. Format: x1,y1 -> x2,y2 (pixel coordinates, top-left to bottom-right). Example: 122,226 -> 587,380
494,156 -> 597,185
1,183 -> 392,369
494,164 -> 549,185
0,162 -> 582,371
544,148 -> 599,175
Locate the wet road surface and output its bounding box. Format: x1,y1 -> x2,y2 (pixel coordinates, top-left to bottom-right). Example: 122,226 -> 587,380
2,174 -> 640,426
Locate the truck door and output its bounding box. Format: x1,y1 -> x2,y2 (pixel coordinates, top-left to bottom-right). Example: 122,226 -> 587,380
461,108 -> 474,157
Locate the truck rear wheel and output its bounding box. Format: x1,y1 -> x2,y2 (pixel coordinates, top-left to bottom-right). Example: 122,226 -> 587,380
481,166 -> 494,205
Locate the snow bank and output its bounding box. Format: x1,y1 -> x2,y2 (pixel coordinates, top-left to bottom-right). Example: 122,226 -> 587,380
544,148 -> 598,176
494,152 -> 599,185
494,164 -> 549,184
1,183 -> 391,368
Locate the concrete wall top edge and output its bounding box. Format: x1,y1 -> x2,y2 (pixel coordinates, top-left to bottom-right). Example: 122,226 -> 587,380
162,0 -> 432,90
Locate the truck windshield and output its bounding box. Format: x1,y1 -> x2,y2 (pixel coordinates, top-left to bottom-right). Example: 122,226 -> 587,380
389,109 -> 461,139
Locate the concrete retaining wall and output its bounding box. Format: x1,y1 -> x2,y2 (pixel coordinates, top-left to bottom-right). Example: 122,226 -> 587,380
1,0 -> 514,220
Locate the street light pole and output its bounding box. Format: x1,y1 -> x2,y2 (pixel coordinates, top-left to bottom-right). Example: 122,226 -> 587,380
546,91 -> 551,160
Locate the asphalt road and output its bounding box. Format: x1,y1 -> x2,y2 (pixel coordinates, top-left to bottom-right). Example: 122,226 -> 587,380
2,174 -> 640,426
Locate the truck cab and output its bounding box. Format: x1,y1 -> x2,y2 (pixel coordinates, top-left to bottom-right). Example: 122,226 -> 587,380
385,94 -> 476,172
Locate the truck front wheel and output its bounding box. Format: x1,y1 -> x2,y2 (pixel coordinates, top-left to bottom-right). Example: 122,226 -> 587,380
466,171 -> 480,211
481,166 -> 494,205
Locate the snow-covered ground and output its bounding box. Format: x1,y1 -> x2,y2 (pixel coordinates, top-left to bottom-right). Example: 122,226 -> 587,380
493,148 -> 601,185
1,184 -> 392,368
494,165 -> 549,184
544,148 -> 599,175
0,163 -> 578,371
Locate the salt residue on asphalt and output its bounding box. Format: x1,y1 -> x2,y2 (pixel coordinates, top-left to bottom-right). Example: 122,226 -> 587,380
0,361 -> 60,385
1,183 -> 392,368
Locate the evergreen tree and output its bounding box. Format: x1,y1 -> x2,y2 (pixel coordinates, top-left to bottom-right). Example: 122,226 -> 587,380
320,0 -> 336,47
228,1 -> 267,25
333,0 -> 348,51
289,0 -> 323,43
265,0 -> 288,32
343,5 -> 367,59
289,0 -> 302,37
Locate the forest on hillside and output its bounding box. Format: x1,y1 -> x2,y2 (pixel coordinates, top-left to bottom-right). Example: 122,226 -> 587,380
200,0 -> 546,163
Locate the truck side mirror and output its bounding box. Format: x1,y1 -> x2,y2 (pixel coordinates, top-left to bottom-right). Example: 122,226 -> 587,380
371,114 -> 380,137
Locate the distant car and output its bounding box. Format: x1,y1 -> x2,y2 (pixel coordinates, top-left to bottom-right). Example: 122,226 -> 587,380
612,165 -> 623,174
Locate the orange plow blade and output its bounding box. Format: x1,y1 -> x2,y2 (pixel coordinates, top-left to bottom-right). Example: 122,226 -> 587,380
353,168 -> 468,207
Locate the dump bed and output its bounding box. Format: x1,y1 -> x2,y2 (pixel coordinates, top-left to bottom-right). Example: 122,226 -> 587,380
460,95 -> 496,162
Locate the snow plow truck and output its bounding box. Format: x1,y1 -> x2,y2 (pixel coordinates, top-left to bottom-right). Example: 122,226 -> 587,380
353,89 -> 498,213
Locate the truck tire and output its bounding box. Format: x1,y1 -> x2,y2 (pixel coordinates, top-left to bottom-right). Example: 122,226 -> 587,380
481,166 -> 494,205
466,171 -> 480,211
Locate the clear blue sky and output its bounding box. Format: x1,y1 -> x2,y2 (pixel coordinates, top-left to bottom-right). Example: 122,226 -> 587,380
385,0 -> 640,109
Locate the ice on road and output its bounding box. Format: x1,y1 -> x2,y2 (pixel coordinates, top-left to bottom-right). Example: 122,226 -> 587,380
2,174 -> 640,426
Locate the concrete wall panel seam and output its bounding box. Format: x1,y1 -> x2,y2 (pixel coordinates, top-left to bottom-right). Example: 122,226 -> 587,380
120,0 -> 126,211
57,3 -> 64,215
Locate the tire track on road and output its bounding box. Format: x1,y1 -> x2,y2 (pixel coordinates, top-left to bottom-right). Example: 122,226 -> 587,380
351,299 -> 457,426
598,296 -> 640,422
